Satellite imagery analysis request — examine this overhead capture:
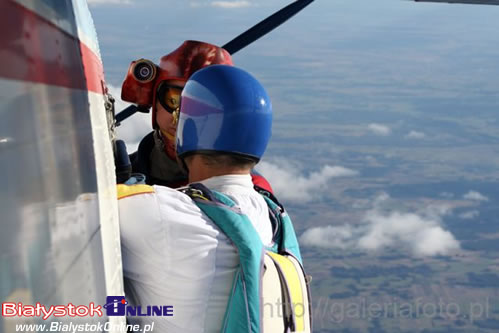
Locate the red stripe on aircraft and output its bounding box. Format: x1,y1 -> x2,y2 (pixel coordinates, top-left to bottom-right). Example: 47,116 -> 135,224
80,41 -> 105,94
0,0 -> 105,94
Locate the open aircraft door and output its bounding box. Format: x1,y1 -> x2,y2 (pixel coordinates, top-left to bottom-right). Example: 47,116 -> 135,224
0,0 -> 124,331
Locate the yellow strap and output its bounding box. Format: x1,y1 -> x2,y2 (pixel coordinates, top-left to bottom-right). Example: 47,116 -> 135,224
267,252 -> 305,332
191,192 -> 209,201
117,184 -> 154,199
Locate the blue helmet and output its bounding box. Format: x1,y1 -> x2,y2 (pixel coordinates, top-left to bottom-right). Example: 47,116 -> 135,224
176,65 -> 272,161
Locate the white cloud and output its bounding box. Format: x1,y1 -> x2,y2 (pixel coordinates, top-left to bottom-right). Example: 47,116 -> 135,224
256,158 -> 358,203
463,191 -> 489,202
211,1 -> 251,8
459,210 -> 479,220
87,0 -> 131,5
189,1 -> 253,8
108,85 -> 151,153
405,130 -> 426,139
300,194 -> 460,257
439,192 -> 454,199
367,123 -> 391,136
300,225 -> 359,250
189,2 -> 204,8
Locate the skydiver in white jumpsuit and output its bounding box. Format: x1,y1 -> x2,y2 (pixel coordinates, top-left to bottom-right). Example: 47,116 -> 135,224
118,65 -> 274,332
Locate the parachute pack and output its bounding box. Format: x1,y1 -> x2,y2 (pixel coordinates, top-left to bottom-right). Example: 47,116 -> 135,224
180,183 -> 312,333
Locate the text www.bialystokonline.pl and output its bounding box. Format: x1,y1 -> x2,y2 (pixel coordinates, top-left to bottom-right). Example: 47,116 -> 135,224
15,321 -> 155,332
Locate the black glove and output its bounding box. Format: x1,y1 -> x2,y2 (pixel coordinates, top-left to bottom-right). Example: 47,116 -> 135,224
114,139 -> 132,184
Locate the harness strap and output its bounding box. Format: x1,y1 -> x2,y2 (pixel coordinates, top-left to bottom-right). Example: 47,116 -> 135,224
181,183 -> 263,333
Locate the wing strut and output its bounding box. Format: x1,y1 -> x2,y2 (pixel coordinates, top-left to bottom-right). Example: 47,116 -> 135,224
223,0 -> 315,54
414,0 -> 499,5
114,0 -> 315,124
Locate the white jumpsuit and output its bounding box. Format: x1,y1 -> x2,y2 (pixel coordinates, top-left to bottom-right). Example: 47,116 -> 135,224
118,174 -> 273,332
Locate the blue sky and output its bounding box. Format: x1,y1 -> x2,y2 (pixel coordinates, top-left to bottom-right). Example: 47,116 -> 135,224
90,0 -> 499,128
89,0 -> 499,82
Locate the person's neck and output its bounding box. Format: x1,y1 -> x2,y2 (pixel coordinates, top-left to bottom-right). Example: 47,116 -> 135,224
186,154 -> 252,183
188,168 -> 249,183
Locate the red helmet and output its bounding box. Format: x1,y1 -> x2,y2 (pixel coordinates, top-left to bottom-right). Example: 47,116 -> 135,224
121,40 -> 233,128
151,40 -> 233,128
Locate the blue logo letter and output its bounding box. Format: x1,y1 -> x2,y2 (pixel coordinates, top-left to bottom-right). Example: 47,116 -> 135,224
104,296 -> 127,316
